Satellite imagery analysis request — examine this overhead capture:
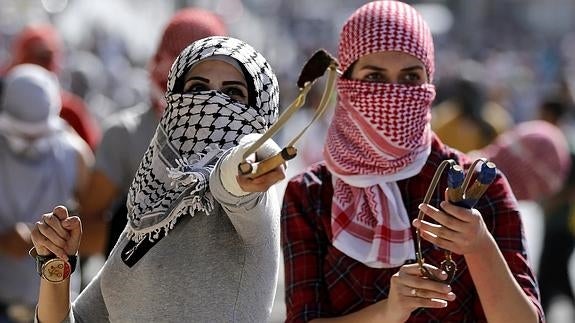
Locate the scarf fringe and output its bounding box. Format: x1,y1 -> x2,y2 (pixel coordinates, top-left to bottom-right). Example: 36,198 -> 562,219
126,146 -> 222,243
126,192 -> 215,243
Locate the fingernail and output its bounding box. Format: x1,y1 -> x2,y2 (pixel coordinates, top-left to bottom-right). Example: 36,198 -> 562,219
448,292 -> 456,300
418,203 -> 425,210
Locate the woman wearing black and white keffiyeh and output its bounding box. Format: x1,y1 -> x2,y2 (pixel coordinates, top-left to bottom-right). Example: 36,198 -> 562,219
30,36 -> 285,322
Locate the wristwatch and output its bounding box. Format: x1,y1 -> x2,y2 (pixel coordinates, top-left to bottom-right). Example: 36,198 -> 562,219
29,248 -> 77,283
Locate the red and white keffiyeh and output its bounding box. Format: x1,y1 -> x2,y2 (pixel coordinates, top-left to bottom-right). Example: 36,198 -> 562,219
477,120 -> 571,201
325,0 -> 436,268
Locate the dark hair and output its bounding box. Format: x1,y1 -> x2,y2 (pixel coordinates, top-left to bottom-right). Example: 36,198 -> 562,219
342,62 -> 356,80
540,99 -> 568,120
238,61 -> 256,108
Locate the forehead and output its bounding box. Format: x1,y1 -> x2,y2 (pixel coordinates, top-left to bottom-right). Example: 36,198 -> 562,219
355,51 -> 424,68
185,59 -> 246,81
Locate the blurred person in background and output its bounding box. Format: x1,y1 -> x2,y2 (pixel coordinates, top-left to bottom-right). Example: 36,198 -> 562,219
78,7 -> 228,257
63,50 -> 118,128
1,24 -> 101,151
0,64 -> 93,323
30,35 -> 284,322
534,96 -> 575,316
281,1 -> 542,322
470,120 -> 571,271
432,76 -> 513,153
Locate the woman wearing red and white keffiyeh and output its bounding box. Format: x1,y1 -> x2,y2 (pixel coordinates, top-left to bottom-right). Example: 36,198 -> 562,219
281,1 -> 543,322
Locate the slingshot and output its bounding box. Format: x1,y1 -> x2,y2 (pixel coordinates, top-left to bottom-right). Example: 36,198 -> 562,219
238,49 -> 339,178
415,158 -> 497,283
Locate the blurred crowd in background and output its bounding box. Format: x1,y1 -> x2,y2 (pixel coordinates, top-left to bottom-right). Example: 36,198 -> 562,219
2,0 -> 575,322
2,0 -> 575,123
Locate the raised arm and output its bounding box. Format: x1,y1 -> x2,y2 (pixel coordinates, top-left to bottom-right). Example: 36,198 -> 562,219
209,133 -> 285,243
30,206 -> 81,323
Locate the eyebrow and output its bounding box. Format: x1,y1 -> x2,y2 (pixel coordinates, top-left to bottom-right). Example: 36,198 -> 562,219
187,76 -> 210,83
185,77 -> 247,88
222,80 -> 247,88
361,65 -> 424,72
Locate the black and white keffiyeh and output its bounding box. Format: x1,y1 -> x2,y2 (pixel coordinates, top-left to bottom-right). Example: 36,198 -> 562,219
126,36 -> 279,243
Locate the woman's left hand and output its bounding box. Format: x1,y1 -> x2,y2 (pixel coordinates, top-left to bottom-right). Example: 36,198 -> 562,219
412,196 -> 491,255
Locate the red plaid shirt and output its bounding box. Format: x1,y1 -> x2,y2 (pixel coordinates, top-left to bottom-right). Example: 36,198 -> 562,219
281,136 -> 544,322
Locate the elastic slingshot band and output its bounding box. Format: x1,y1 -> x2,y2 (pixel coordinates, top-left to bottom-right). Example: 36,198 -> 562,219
238,49 -> 339,178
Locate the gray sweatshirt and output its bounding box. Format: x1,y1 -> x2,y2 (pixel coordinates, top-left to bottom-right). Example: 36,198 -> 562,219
62,155 -> 280,322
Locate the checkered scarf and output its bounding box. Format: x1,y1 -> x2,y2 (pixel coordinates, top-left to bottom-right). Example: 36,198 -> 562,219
324,1 -> 436,268
126,36 -> 279,243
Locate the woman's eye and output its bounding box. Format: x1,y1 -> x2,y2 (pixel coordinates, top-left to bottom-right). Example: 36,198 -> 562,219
363,72 -> 387,83
222,87 -> 247,102
400,73 -> 422,85
183,82 -> 209,93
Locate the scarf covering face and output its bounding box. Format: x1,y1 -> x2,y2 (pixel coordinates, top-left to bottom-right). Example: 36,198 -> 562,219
126,36 -> 279,243
324,1 -> 436,268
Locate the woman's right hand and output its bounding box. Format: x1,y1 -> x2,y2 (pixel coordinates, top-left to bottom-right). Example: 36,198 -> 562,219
384,263 -> 456,322
30,205 -> 82,260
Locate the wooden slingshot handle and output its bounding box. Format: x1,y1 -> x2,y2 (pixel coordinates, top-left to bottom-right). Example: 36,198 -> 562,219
238,146 -> 298,179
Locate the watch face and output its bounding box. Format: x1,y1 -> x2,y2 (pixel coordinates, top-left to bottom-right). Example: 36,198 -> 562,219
41,258 -> 71,283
